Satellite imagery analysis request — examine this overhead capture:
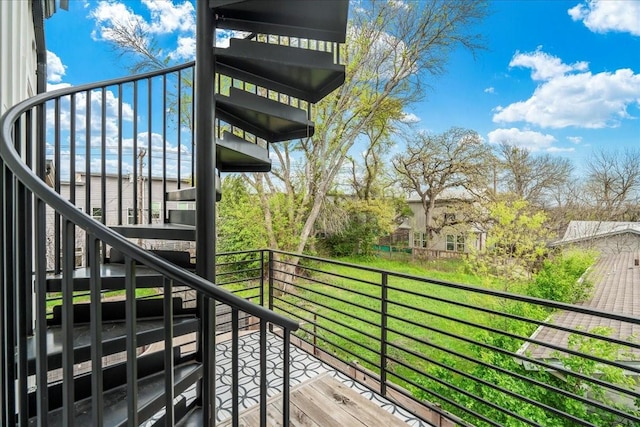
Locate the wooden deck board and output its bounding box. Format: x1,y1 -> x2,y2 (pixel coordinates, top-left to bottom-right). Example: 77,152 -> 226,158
218,373 -> 409,427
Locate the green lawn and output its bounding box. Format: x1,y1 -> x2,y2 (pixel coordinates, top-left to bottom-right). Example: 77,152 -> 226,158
275,255 -> 545,393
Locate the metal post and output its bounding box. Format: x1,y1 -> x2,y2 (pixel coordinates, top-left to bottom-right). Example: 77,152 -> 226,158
195,1 -> 216,425
380,272 -> 388,397
268,251 -> 274,312
260,250 -> 265,307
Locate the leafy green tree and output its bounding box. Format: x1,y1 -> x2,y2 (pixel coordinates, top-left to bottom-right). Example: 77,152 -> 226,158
217,176 -> 267,254
468,198 -> 550,289
322,198 -> 396,257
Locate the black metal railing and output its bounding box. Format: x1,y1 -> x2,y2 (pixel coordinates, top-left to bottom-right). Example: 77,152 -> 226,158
0,67 -> 298,426
261,250 -> 640,427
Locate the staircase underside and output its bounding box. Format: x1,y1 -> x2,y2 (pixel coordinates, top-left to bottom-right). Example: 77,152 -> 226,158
213,0 -> 349,42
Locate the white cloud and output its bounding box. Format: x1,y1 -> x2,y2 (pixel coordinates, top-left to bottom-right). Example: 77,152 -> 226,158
400,112 -> 421,123
484,87 -> 495,94
45,89 -> 134,140
569,1 -> 640,36
510,48 -> 588,81
141,0 -> 194,34
47,51 -> 66,83
90,1 -> 195,44
547,146 -> 575,153
90,1 -> 147,41
487,128 -> 557,152
567,136 -> 583,144
170,36 -> 195,60
494,49 -> 640,129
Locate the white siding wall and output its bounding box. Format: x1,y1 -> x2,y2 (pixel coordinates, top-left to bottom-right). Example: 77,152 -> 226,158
0,1 -> 38,115
406,200 -> 483,253
568,233 -> 640,255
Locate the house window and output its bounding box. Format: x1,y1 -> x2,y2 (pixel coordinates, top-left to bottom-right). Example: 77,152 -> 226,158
413,232 -> 427,248
446,235 -> 465,252
92,207 -> 102,223
444,213 -> 456,223
127,208 -> 135,224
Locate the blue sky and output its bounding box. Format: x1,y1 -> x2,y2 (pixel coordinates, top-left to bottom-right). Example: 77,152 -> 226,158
45,0 -> 640,175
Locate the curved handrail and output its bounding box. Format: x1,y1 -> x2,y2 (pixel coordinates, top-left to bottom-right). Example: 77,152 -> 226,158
0,63 -> 298,332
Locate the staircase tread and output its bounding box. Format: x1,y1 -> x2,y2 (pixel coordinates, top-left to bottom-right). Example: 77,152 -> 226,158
26,317 -> 199,375
110,223 -> 196,241
34,361 -> 202,426
217,132 -> 271,172
166,187 -> 196,201
46,264 -> 171,291
216,38 -> 345,103
216,87 -> 314,142
175,406 -> 202,427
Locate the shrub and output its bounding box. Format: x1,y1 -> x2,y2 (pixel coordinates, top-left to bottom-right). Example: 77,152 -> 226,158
527,249 -> 597,303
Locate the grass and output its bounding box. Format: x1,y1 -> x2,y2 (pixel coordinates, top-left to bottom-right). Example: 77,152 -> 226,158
46,288 -> 161,316
274,254 -> 548,406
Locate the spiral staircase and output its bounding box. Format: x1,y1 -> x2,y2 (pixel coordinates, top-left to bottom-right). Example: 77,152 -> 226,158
0,1 -> 348,425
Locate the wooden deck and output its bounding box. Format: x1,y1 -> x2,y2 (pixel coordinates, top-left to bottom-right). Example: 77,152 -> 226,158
219,372 -> 410,427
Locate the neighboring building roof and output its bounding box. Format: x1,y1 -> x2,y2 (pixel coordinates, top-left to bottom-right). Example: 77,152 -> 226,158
520,252 -> 640,363
550,221 -> 640,247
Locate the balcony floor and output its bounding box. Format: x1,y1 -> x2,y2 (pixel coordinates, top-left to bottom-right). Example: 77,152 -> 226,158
146,331 -> 431,426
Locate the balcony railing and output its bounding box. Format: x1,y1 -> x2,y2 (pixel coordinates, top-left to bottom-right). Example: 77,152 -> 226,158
216,249 -> 640,427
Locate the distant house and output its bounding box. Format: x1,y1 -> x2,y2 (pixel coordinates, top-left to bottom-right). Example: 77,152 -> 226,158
399,192 -> 486,258
46,172 -> 193,268
550,221 -> 640,254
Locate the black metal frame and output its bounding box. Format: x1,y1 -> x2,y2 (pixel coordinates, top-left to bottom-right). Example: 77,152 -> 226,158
0,63 -> 298,427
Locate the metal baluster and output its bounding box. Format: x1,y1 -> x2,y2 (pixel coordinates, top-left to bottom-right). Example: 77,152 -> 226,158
177,69 -> 182,189
232,309 -> 239,427
380,272 -> 388,396
16,115 -> 29,426
84,91 -> 91,266
54,98 -> 61,273
69,93 -> 76,208
24,109 -> 34,336
125,256 -> 138,425
282,331 -> 291,427
162,74 -> 167,221
35,100 -> 49,427
101,87 -> 107,260
1,158 -> 16,426
259,319 -> 267,426
163,277 -> 175,426
147,78 -> 152,224
61,219 -> 75,427
132,81 -> 138,224
117,84 -> 123,225
89,235 -> 104,426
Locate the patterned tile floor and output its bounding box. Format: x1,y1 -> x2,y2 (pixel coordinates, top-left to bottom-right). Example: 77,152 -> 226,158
212,331 -> 431,426
146,331 -> 432,426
